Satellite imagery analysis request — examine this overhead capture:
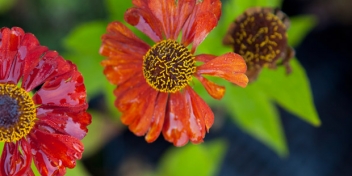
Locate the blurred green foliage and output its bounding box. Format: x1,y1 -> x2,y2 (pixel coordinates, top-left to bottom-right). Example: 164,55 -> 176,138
197,0 -> 320,157
0,0 -> 321,175
156,139 -> 227,176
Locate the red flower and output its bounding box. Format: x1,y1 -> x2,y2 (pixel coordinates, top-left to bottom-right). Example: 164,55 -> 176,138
0,27 -> 91,176
100,0 -> 248,146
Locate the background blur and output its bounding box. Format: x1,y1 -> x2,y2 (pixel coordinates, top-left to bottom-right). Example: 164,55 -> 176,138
1,0 -> 352,175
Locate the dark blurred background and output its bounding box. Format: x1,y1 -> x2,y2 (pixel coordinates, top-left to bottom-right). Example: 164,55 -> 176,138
1,0 -> 352,175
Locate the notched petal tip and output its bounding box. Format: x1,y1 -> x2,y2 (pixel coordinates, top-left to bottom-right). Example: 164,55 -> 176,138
195,75 -> 225,100
197,52 -> 249,87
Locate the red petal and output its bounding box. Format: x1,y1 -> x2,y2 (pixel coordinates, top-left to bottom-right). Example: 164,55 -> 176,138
145,0 -> 195,39
183,88 -> 205,143
195,54 -> 216,63
0,140 -> 32,176
186,86 -> 214,131
103,63 -> 142,85
162,92 -> 189,146
182,0 -> 221,49
195,74 -> 225,100
32,63 -> 88,113
0,27 -> 25,83
29,129 -> 84,175
22,50 -> 72,92
124,7 -> 163,42
7,32 -> 44,84
100,22 -> 149,58
145,92 -> 168,143
129,88 -> 159,136
197,52 -> 248,87
36,109 -> 91,140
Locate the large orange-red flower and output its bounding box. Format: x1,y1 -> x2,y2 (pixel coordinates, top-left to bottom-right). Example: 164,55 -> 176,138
100,0 -> 248,146
0,27 -> 91,176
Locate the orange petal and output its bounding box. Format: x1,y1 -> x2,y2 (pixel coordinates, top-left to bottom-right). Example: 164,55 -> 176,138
145,92 -> 168,143
119,86 -> 155,126
100,22 -> 149,58
115,80 -> 150,112
162,92 -> 189,146
129,89 -> 159,136
103,63 -> 142,85
197,52 -> 249,87
146,0 -> 195,39
182,0 -> 221,49
124,7 -> 163,42
195,74 -> 225,100
195,54 -> 216,63
186,86 -> 214,132
183,87 -> 207,143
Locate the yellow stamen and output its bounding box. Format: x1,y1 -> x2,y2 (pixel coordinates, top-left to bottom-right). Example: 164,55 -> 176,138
143,40 -> 196,93
0,84 -> 36,142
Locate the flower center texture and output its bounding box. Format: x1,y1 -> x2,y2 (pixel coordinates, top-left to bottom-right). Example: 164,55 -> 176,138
0,84 -> 36,142
143,40 -> 196,93
230,8 -> 288,68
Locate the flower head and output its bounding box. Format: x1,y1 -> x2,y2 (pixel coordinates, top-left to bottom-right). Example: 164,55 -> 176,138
223,7 -> 295,82
100,0 -> 248,146
0,27 -> 91,175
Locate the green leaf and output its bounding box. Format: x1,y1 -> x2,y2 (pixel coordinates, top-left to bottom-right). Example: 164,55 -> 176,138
105,0 -> 132,22
62,21 -> 120,118
0,0 -> 16,14
62,21 -> 107,99
256,59 -> 321,126
156,140 -> 227,176
254,0 -> 282,7
288,15 -> 317,47
223,84 -> 288,156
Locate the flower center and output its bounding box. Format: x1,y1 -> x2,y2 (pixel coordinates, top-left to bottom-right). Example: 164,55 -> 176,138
0,84 -> 36,142
143,40 -> 196,93
225,7 -> 288,68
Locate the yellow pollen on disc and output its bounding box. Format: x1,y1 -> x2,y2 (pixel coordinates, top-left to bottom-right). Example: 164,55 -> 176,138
143,39 -> 196,93
0,83 -> 36,142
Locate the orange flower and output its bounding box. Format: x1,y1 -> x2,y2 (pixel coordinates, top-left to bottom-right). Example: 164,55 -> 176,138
100,0 -> 248,146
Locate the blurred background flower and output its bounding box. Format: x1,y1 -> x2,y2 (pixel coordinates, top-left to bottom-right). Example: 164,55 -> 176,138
1,0 -> 352,175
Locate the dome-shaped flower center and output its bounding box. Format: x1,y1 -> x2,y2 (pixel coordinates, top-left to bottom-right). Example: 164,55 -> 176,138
225,8 -> 288,69
0,84 -> 36,142
143,39 -> 196,93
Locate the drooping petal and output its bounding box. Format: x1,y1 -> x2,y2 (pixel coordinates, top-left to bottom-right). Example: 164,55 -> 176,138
186,86 -> 214,131
182,0 -> 221,50
0,140 -> 32,176
32,63 -> 88,113
29,129 -> 84,176
129,88 -> 159,136
124,7 -> 163,42
100,21 -> 149,58
197,52 -> 248,87
195,74 -> 225,100
0,27 -> 25,83
145,92 -> 168,143
162,92 -> 189,146
183,87 -> 205,143
36,109 -> 91,140
143,0 -> 196,39
21,51 -> 72,92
